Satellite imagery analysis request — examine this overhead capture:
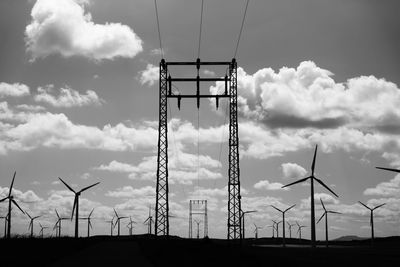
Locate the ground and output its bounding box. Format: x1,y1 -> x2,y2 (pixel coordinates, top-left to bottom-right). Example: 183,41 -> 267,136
1,235 -> 400,266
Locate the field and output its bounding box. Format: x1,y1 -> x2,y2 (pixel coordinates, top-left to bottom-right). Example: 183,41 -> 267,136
1,235 -> 400,266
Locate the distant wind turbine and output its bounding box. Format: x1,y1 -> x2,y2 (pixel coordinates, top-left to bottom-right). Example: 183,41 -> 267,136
54,209 -> 69,237
317,198 -> 341,247
26,211 -> 41,238
253,223 -> 262,239
282,145 -> 338,248
240,209 -> 256,239
113,209 -> 128,236
58,177 -> 100,238
105,217 -> 115,236
271,204 -> 296,247
80,208 -> 95,237
358,201 -> 385,246
267,223 -> 275,238
296,221 -> 306,240
286,222 -> 296,239
39,223 -> 48,238
0,171 -> 25,238
127,216 -> 136,236
144,206 -> 153,235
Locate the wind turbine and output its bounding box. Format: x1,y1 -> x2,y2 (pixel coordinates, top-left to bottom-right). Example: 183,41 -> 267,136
79,208 -> 95,237
194,219 -> 201,239
358,201 -> 385,246
54,209 -> 68,237
267,223 -> 275,238
272,220 -> 281,238
253,223 -> 262,239
282,145 -> 338,248
127,216 -> 136,236
39,223 -> 48,238
317,198 -> 341,247
105,217 -> 114,236
271,204 -> 296,247
58,177 -> 100,238
26,211 -> 41,238
144,206 -> 153,235
240,209 -> 256,239
113,209 -> 128,236
287,222 -> 296,239
0,171 -> 25,238
296,221 -> 306,240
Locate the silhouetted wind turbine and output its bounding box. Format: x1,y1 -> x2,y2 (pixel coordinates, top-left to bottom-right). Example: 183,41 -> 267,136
194,219 -> 201,239
127,216 -> 136,236
358,201 -> 386,246
54,209 -> 68,237
26,211 -> 41,238
80,208 -> 95,237
282,145 -> 338,248
287,222 -> 296,239
272,220 -> 281,238
113,209 -> 128,236
106,217 -> 114,236
296,221 -> 306,240
271,204 -> 296,247
39,223 -> 48,238
58,177 -> 100,238
317,198 -> 341,247
253,223 -> 262,239
267,223 -> 275,238
144,206 -> 153,235
240,209 -> 256,239
0,171 -> 25,238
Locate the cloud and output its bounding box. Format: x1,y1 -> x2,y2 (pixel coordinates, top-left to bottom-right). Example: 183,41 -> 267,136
0,112 -> 158,154
16,104 -> 45,112
364,174 -> 400,197
254,180 -> 288,191
0,187 -> 42,203
25,0 -> 143,61
34,85 -> 103,107
139,64 -> 159,86
281,163 -> 307,179
0,82 -> 30,98
106,186 -> 154,198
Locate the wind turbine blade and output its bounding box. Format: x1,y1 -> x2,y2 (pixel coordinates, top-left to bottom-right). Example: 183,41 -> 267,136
311,145 -> 318,175
58,177 -> 76,193
89,208 -> 95,218
144,218 -> 149,224
113,208 -> 119,218
320,198 -> 326,211
55,209 -> 60,219
296,221 -> 300,227
34,215 -> 41,220
358,201 -> 371,210
11,199 -> 25,214
375,167 -> 400,173
26,211 -> 32,219
270,205 -> 283,213
282,176 -> 311,188
89,221 -> 93,229
284,204 -> 296,212
9,171 -> 17,197
71,195 -> 77,220
373,203 -> 386,210
317,212 -> 325,224
39,223 -> 43,228
328,211 -> 341,214
0,196 -> 8,202
314,177 -> 339,198
79,182 -> 100,193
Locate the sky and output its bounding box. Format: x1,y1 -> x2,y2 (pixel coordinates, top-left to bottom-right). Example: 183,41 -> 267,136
1,0 -> 400,239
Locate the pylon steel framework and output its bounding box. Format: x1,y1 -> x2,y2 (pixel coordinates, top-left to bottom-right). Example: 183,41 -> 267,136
189,200 -> 208,238
155,58 -> 242,239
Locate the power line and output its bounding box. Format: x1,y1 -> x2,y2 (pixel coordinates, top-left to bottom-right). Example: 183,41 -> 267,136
197,0 -> 204,59
154,0 -> 164,58
233,0 -> 250,58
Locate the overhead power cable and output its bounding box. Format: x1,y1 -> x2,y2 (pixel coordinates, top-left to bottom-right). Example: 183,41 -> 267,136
197,0 -> 204,59
233,0 -> 250,58
154,0 -> 164,58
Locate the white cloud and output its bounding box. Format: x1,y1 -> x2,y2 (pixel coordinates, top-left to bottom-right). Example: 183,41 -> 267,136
364,174 -> 400,197
16,104 -> 45,112
254,179 -> 288,191
0,187 -> 42,203
203,69 -> 216,76
139,64 -> 159,86
0,82 -> 30,98
281,162 -> 307,179
94,160 -> 139,173
25,0 -> 143,61
34,85 -> 103,107
106,185 -> 154,198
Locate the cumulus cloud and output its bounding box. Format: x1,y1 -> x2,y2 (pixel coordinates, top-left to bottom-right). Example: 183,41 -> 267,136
139,64 -> 159,86
25,0 -> 143,61
34,85 -> 103,107
16,104 -> 45,112
106,185 -> 154,198
0,187 -> 42,203
281,163 -> 307,179
0,82 -> 30,98
254,180 -> 288,191
364,174 -> 400,197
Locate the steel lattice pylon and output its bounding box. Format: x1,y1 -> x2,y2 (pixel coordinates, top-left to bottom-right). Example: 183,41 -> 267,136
155,58 -> 241,239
